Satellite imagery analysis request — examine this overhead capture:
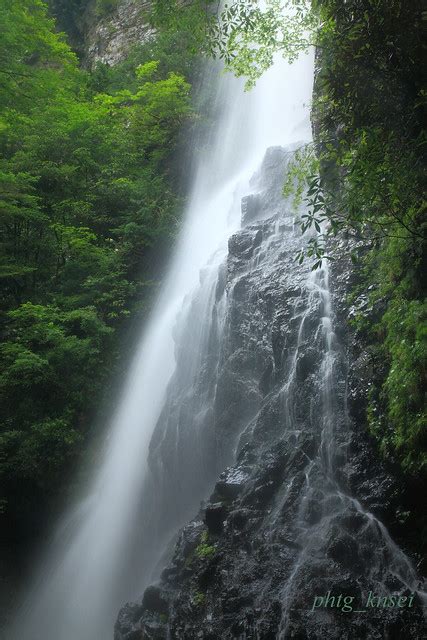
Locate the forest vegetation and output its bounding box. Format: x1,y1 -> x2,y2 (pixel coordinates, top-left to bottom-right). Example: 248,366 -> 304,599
0,0 -> 194,546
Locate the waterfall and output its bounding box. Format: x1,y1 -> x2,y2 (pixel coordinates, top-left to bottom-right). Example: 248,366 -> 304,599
8,48 -> 315,640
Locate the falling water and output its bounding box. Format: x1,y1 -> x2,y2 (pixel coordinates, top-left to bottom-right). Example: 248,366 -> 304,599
8,45 -> 315,640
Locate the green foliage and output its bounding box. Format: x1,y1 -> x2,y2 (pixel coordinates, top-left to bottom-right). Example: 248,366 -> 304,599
283,143 -> 319,210
351,233 -> 427,475
213,0 -> 316,88
0,0 -> 193,534
382,299 -> 426,471
0,302 -> 111,504
285,130 -> 425,270
151,0 -> 316,88
0,0 -> 77,109
195,531 -> 216,559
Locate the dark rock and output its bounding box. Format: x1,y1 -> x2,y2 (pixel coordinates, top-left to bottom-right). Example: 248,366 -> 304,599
204,503 -> 227,534
115,603 -> 143,640
214,467 -> 247,500
141,586 -> 168,616
228,228 -> 262,260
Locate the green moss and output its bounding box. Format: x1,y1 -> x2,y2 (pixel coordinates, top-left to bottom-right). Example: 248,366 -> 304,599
195,530 -> 216,560
193,591 -> 206,606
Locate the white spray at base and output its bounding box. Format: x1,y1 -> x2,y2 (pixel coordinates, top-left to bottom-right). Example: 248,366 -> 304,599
8,50 -> 315,640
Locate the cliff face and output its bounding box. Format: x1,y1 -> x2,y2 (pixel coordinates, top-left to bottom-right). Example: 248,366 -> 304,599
50,0 -> 155,66
79,0 -> 154,67
114,149 -> 425,640
312,43 -> 426,564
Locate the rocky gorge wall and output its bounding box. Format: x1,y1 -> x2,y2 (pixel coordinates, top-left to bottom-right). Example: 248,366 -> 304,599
114,148 -> 425,640
79,0 -> 154,66
50,0 -> 155,66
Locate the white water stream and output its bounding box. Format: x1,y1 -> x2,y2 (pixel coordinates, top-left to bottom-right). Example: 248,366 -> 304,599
8,46 -> 315,640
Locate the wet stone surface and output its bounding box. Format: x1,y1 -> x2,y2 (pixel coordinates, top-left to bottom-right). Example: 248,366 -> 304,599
115,148 -> 425,640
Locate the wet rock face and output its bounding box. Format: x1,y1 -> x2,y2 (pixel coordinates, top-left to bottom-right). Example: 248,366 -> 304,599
241,145 -> 302,227
115,148 -> 425,639
142,147 -> 310,548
